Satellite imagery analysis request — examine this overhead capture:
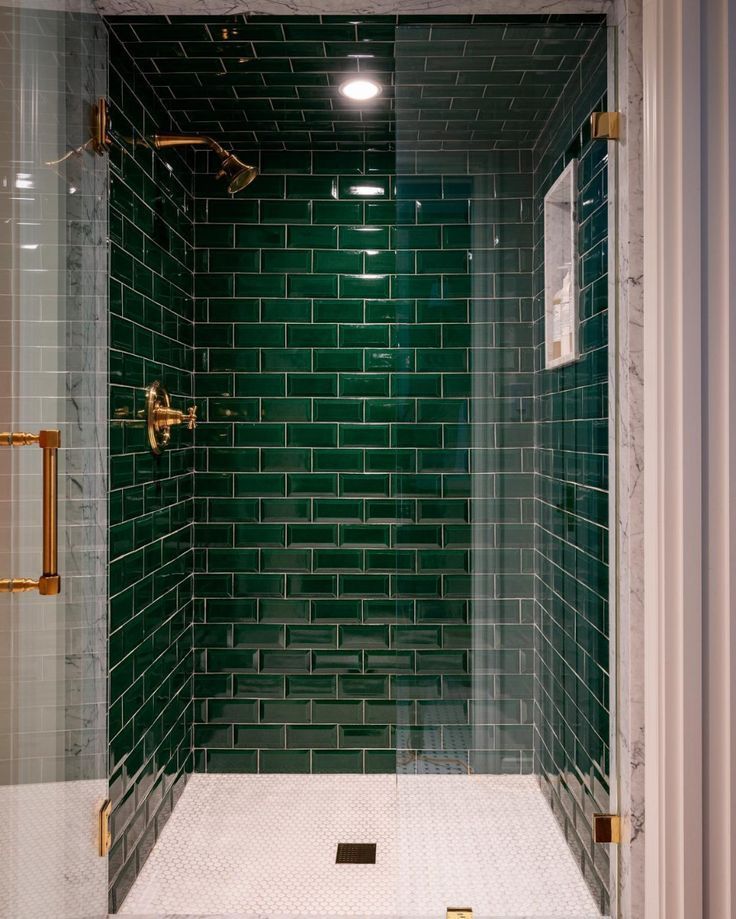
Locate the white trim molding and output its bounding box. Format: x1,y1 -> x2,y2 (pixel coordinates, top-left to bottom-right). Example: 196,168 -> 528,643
643,0 -> 736,916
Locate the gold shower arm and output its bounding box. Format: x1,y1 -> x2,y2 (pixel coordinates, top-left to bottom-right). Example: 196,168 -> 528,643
0,430 -> 61,596
153,134 -> 227,157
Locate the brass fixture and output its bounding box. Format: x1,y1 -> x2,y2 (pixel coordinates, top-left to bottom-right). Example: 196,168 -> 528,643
0,430 -> 60,596
593,813 -> 621,844
141,381 -> 197,455
591,111 -> 621,140
92,97 -> 112,155
46,97 -> 111,166
152,134 -> 258,194
98,799 -> 112,857
447,910 -> 473,919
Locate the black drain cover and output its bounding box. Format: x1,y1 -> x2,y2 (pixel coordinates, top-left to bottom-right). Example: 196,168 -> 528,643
336,843 -> 377,864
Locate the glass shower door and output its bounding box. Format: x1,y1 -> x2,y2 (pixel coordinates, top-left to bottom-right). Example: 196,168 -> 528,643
0,3 -> 108,917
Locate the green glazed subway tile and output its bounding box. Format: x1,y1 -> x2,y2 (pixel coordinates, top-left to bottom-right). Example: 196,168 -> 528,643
275,520 -> 335,550
312,651 -> 362,673
339,725 -> 389,748
340,524 -> 390,547
312,599 -> 362,623
260,650 -> 310,673
207,549 -> 258,572
418,550 -> 469,572
312,750 -> 363,773
207,648 -> 258,673
392,626 -> 442,650
261,398 -> 312,422
338,675 -> 388,699
286,424 -> 337,448
232,423 -> 284,447
313,549 -> 363,571
235,375 -> 286,397
233,574 -> 284,597
340,625 -> 390,650
416,599 -> 467,623
205,749 -> 258,773
288,225 -> 338,249
261,498 -> 310,522
366,500 -> 414,523
364,349 -> 414,373
259,599 -> 309,623
339,574 -> 390,597
392,475 -> 441,498
234,725 -> 284,749
340,274 -> 391,299
392,425 -> 441,448
261,449 -> 311,472
313,449 -> 363,472
260,200 -> 311,224
338,176 -> 391,199
364,750 -> 398,773
393,525 -> 442,548
208,398 -> 259,421
287,574 -> 338,597
287,274 -> 338,298
365,549 -> 414,573
234,274 -> 286,298
286,625 -> 337,649
259,750 -> 310,773
233,674 -> 284,699
287,473 -> 337,496
340,225 -> 390,249
313,498 -> 364,522
314,250 -> 363,274
207,699 -> 259,724
312,700 -> 362,723
233,525 -> 285,548
261,349 -> 312,373
260,549 -> 311,572
287,374 -> 338,397
392,675 -> 442,700
314,399 -> 363,423
340,474 -> 389,497
260,700 -> 310,723
390,374 -> 441,398
365,449 -> 416,473
286,675 -> 337,699
314,299 -> 363,323
313,201 -> 362,224
364,250 -> 399,274
314,348 -> 363,372
365,651 -> 414,674
286,725 -> 338,748
364,700 -> 414,725
235,225 -> 285,248
285,175 -> 337,199
340,325 -> 389,348
261,300 -> 312,323
416,650 -> 468,674
339,374 -> 390,398
339,425 -> 389,448
391,324 -> 441,349
363,599 -> 414,624
393,575 -> 442,597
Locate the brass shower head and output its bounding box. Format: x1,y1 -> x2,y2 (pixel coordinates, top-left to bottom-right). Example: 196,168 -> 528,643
152,134 -> 258,194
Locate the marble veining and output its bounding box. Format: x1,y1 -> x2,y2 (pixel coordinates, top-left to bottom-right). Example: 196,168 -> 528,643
96,0 -> 611,15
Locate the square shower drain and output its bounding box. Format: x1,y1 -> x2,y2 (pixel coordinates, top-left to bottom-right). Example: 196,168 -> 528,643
335,843 -> 377,864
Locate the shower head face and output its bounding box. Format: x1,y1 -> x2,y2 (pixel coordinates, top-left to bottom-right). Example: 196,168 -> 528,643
217,152 -> 258,194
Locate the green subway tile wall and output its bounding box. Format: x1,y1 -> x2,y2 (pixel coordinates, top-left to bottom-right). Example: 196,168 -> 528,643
192,147 -> 537,775
532,27 -> 610,912
108,35 -> 195,910
103,12 -> 610,911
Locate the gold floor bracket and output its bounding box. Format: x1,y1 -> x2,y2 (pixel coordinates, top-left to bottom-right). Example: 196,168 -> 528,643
591,111 -> 621,140
0,430 -> 60,596
447,910 -> 473,919
98,799 -> 112,856
593,813 -> 621,844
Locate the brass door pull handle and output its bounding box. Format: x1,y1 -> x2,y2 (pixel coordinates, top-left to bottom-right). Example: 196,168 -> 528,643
0,429 -> 61,596
142,381 -> 197,454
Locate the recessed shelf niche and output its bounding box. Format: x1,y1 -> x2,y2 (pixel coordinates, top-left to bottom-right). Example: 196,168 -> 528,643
544,159 -> 579,369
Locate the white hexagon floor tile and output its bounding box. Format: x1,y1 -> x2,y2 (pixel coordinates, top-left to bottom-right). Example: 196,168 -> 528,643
118,774 -> 603,919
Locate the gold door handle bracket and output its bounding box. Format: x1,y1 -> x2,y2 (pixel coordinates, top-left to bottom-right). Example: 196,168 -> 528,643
140,381 -> 197,454
0,429 -> 61,596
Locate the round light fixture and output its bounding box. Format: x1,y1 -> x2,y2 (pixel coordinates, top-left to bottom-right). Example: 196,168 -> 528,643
339,78 -> 382,101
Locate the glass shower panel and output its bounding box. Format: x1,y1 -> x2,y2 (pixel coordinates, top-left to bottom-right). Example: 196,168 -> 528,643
393,17 -> 613,916
0,3 -> 108,917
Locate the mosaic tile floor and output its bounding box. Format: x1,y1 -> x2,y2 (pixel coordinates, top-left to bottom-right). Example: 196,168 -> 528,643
119,774 -> 602,918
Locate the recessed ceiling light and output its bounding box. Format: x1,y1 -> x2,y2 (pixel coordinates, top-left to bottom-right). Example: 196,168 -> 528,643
339,78 -> 382,101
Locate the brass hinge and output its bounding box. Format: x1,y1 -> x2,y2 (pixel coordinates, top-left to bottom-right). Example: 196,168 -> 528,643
98,799 -> 112,856
447,910 -> 473,919
591,111 -> 621,140
593,813 -> 621,844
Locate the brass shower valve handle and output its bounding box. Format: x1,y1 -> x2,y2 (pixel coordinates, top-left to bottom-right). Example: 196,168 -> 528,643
143,381 -> 196,454
153,403 -> 197,432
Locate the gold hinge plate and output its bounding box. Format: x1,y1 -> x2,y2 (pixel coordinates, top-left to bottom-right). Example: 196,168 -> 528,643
98,799 -> 112,856
591,111 -> 621,140
593,813 -> 621,844
447,910 -> 473,919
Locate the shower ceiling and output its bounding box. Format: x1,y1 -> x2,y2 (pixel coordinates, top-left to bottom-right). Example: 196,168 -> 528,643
105,14 -> 605,151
